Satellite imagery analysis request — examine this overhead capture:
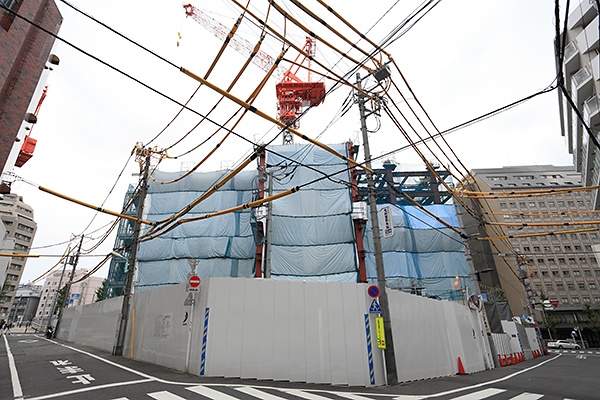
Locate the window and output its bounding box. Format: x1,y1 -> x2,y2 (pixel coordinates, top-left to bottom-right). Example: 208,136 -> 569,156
553,271 -> 560,276
509,202 -> 516,208
591,233 -> 597,239
535,284 -> 542,290
558,201 -> 565,206
558,258 -> 566,264
554,246 -> 561,251
534,246 -> 541,252
575,245 -> 582,251
589,283 -> 597,289
14,243 -> 28,251
539,202 -> 545,207
488,176 -> 508,181
523,246 -> 530,252
581,233 -> 587,239
596,297 -> 600,303
508,183 -> 517,187
543,246 -> 551,251
537,259 -> 545,264
577,201 -> 584,206
548,258 -> 556,264
573,297 -> 580,303
580,258 -> 587,263
536,182 -> 546,186
567,201 -> 575,206
564,245 -> 572,251
515,175 -> 535,180
504,215 -> 511,219
519,202 -> 526,207
548,201 -> 555,206
529,202 -> 536,207
584,270 -> 591,276
500,202 -> 507,208
591,257 -> 597,264
569,257 -> 576,263
579,283 -> 586,289
563,271 -> 570,276
550,182 -> 559,186
542,271 -> 549,276
546,283 -> 553,290
585,245 -> 592,251
514,247 -> 520,252
541,174 -> 562,179
584,297 -> 591,303
568,283 -> 575,289
573,270 -> 581,276
557,283 -> 565,290
561,297 -> 569,303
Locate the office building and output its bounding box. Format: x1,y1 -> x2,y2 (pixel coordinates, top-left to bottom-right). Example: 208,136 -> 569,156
461,165 -> 600,344
7,283 -> 41,324
0,193 -> 36,318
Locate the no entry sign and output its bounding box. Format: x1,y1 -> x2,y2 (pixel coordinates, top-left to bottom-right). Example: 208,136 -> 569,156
188,275 -> 201,292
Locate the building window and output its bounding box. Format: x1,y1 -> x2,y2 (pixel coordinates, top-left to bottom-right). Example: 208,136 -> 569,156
567,283 -> 575,289
529,202 -> 536,207
561,297 -> 569,303
535,284 -> 542,290
579,258 -> 587,263
488,176 -> 508,181
595,297 -> 600,303
591,233 -> 597,239
575,245 -> 582,251
564,271 -> 570,276
524,246 -> 530,252
519,202 -> 526,207
542,271 -> 549,276
590,283 -> 597,289
500,202 -> 507,208
534,246 -> 541,252
509,202 -> 516,208
584,270 -> 591,276
538,259 -> 545,264
585,245 -> 592,251
546,283 -> 553,290
539,202 -> 545,207
553,271 -> 560,276
548,201 -> 555,206
558,201 -> 565,206
573,270 -> 581,276
554,246 -> 561,251
591,258 -> 597,264
515,175 -> 535,180
567,201 -> 575,206
577,201 -> 584,205
557,283 -> 565,290
579,283 -> 586,289
564,245 -> 572,252
572,297 -> 580,303
569,257 -> 576,263
581,233 -> 587,239
548,258 -> 556,264
558,258 -> 566,264
583,297 -> 591,303
544,246 -> 551,251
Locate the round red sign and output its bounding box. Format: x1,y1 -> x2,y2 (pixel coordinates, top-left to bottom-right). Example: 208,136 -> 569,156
189,275 -> 201,288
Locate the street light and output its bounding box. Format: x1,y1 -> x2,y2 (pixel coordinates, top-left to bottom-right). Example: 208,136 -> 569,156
111,251 -> 129,272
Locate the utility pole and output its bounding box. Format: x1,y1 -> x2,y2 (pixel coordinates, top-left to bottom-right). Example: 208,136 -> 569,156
44,242 -> 70,334
355,72 -> 397,385
113,149 -> 151,356
54,235 -> 84,337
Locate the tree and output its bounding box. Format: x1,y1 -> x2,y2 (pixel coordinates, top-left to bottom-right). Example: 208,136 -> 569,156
584,304 -> 600,347
95,279 -> 106,302
545,309 -> 559,337
54,286 -> 68,315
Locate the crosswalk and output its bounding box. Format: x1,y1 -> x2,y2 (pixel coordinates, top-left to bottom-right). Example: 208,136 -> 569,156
112,384 -> 578,400
548,349 -> 600,355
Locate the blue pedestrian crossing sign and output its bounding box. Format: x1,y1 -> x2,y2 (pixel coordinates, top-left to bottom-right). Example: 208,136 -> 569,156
370,299 -> 382,314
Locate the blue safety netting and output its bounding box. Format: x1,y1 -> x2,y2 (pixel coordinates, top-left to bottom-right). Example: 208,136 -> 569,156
135,170 -> 258,291
267,143 -> 358,282
364,204 -> 473,300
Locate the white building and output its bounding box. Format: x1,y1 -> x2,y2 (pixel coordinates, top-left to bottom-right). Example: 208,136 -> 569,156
34,269 -> 104,323
556,1 -> 599,207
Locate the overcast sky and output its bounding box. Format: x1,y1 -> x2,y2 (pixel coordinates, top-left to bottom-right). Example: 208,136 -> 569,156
11,0 -> 574,284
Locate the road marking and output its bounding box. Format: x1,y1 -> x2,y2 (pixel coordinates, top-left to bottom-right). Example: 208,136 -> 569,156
18,339 -> 38,343
284,389 -> 351,399
148,391 -> 186,399
25,379 -> 154,400
508,393 -> 543,399
236,386 -> 289,399
335,392 -> 383,399
3,334 -> 24,399
187,386 -> 240,399
448,388 -> 505,399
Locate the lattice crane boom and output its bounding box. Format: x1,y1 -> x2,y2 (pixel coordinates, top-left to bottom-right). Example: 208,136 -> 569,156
183,4 -> 286,81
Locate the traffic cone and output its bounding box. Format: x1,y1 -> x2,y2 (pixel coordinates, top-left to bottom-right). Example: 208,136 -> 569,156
511,353 -> 516,364
521,353 -> 525,362
498,354 -> 505,367
457,357 -> 466,375
505,355 -> 510,365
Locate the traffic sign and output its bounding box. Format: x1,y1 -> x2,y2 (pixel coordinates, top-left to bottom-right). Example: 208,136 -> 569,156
367,285 -> 380,298
188,275 -> 201,292
550,300 -> 559,308
369,299 -> 382,314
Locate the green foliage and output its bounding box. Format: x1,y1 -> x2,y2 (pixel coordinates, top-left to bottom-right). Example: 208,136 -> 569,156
95,279 -> 106,302
544,309 -> 559,335
54,286 -> 68,315
584,304 -> 600,338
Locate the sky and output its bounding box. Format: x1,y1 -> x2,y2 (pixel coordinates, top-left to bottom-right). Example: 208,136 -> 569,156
9,0 -> 575,284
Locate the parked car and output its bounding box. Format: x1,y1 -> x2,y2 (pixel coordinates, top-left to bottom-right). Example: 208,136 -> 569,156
547,340 -> 580,349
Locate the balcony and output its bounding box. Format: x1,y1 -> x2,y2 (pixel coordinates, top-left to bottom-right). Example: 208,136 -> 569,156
568,0 -> 598,30
572,65 -> 594,106
576,15 -> 599,55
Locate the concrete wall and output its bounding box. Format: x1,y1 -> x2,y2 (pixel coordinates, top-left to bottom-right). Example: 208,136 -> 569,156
56,277 -> 491,386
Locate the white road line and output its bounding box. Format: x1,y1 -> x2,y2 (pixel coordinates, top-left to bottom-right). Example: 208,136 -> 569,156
283,389 -> 350,400
508,393 -> 544,399
449,388 -> 505,399
336,392 -> 384,399
110,398 -> 129,400
25,379 -> 154,400
3,334 -> 24,399
392,396 -> 426,400
186,386 -> 240,399
148,391 -> 186,399
236,386 -> 288,399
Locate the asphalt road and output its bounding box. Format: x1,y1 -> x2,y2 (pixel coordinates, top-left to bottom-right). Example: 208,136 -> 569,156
1,331 -> 599,400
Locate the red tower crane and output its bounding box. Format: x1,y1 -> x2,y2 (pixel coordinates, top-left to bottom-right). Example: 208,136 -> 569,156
15,86 -> 48,168
276,37 -> 326,144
